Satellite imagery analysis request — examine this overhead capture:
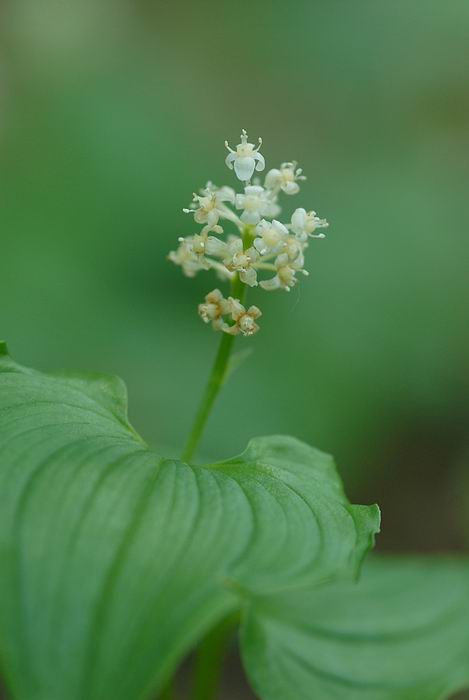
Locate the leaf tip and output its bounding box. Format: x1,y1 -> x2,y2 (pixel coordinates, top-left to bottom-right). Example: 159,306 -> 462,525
0,340 -> 9,357
350,502 -> 381,581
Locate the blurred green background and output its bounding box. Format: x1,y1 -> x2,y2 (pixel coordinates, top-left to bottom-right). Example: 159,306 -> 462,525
1,0 -> 468,561
1,1 -> 469,698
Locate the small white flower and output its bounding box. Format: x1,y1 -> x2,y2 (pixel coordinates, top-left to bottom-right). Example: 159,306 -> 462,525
259,252 -> 307,292
283,235 -> 304,263
168,237 -> 209,278
190,233 -> 208,256
225,129 -> 265,183
290,208 -> 328,241
223,298 -> 262,336
235,185 -> 280,225
184,183 -> 237,233
222,237 -> 243,268
223,238 -> 260,287
253,219 -> 289,255
265,161 -> 306,195
198,289 -> 232,330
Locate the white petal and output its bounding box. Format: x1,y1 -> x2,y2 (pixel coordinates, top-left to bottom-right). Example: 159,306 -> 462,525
218,186 -> 236,203
254,153 -> 265,172
291,208 -> 307,235
234,157 -> 255,182
240,268 -> 258,287
275,253 -> 289,268
248,305 -> 262,319
245,185 -> 264,196
228,237 -> 243,255
253,237 -> 265,254
260,276 -> 281,291
206,210 -> 219,227
282,181 -> 300,195
264,169 -> 281,188
194,209 -> 208,224
235,194 -> 246,210
272,219 -> 289,236
241,210 -> 261,225
225,152 -> 236,169
212,318 -> 225,332
246,246 -> 260,262
222,323 -> 239,335
205,237 -> 227,257
228,297 -> 245,319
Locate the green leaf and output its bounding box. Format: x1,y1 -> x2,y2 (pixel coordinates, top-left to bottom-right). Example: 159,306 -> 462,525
0,345 -> 379,699
241,557 -> 469,700
205,435 -> 379,594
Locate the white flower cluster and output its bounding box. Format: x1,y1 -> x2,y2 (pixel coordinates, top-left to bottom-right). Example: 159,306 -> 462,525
169,130 -> 328,336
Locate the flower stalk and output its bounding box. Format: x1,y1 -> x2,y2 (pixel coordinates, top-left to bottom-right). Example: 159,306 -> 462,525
181,279 -> 245,463
181,230 -> 250,463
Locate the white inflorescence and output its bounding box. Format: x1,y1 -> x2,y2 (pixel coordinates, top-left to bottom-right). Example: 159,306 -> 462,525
169,129 -> 328,337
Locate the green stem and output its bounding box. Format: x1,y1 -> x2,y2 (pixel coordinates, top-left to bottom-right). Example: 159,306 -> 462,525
181,225 -> 254,463
192,614 -> 238,700
181,273 -> 246,463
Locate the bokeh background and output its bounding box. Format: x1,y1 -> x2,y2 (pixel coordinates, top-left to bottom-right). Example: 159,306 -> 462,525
1,1 -> 469,696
